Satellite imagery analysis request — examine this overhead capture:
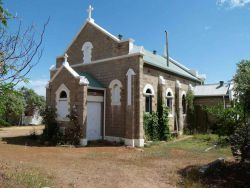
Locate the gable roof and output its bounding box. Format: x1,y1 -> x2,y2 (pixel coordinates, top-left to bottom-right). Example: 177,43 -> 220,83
193,83 -> 230,97
143,50 -> 201,81
63,19 -> 131,56
78,72 -> 104,88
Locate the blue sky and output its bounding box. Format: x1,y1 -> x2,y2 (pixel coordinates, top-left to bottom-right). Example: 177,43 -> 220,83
4,0 -> 250,96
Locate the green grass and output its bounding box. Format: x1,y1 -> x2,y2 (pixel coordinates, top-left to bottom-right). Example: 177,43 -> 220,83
1,168 -> 54,188
144,134 -> 232,158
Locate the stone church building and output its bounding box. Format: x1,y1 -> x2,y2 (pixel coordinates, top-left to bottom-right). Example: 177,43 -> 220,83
46,6 -> 205,147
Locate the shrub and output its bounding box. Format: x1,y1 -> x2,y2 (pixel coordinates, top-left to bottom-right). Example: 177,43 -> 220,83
185,90 -> 196,134
0,119 -> 11,127
230,122 -> 250,162
143,105 -> 170,141
144,112 -> 158,141
204,103 -> 242,137
40,106 -> 62,145
65,107 -> 83,145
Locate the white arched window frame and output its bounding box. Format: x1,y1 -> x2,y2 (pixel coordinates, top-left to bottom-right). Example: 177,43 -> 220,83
165,88 -> 174,116
109,79 -> 122,106
55,84 -> 70,121
143,84 -> 155,113
181,91 -> 187,115
82,41 -> 93,64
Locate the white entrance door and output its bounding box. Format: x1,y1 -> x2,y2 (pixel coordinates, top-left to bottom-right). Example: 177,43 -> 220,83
87,102 -> 102,140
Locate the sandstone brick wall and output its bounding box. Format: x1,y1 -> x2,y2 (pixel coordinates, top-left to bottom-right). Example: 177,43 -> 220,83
46,67 -> 87,137
73,55 -> 142,139
140,64 -> 201,132
59,22 -> 130,68
194,96 -> 230,106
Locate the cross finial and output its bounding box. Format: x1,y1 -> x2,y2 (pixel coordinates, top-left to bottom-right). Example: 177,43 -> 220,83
64,53 -> 68,62
87,5 -> 94,21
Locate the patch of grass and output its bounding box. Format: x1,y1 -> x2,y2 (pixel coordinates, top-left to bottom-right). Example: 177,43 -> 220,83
144,135 -> 232,159
0,164 -> 54,188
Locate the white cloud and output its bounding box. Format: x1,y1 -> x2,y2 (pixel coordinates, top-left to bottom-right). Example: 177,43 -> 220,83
217,0 -> 250,8
18,79 -> 48,96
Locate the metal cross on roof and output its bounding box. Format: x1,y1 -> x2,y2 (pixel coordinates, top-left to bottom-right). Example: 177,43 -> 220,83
87,5 -> 94,20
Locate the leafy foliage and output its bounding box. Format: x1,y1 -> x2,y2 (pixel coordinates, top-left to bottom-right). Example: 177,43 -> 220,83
185,90 -> 196,134
41,106 -> 62,145
0,91 -> 25,124
143,112 -> 159,141
0,0 -> 12,27
144,84 -> 170,141
20,87 -> 45,116
65,107 -> 84,145
230,123 -> 250,162
205,103 -> 243,137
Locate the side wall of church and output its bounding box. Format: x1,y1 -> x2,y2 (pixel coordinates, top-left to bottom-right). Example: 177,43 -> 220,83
140,64 -> 201,133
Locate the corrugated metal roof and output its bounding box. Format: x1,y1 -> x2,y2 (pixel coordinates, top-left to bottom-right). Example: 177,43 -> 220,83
78,72 -> 104,88
194,83 -> 230,97
143,50 -> 200,81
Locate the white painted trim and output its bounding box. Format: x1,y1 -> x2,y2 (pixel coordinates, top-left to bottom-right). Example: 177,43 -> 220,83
109,79 -> 122,106
71,52 -> 143,68
104,136 -> 144,147
80,138 -> 88,146
126,68 -> 136,106
143,84 -> 155,96
165,88 -> 174,97
159,76 -> 166,85
53,53 -> 143,72
181,91 -> 187,97
49,61 -> 89,86
103,89 -> 106,138
176,80 -> 182,88
55,84 -> 70,122
87,96 -> 104,102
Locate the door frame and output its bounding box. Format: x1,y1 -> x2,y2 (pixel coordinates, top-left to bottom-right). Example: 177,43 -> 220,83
87,87 -> 106,139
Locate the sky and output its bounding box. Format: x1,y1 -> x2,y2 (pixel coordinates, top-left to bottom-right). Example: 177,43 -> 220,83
4,0 -> 250,96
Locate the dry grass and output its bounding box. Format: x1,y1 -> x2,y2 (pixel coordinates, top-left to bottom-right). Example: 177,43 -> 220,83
0,127 -> 235,188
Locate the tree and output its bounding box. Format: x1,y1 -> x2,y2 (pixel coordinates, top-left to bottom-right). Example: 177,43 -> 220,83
0,0 -> 49,114
0,92 -> 25,124
230,60 -> 250,162
20,87 -> 45,116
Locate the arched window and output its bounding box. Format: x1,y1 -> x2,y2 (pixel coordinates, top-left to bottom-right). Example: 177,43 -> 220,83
182,94 -> 186,114
166,89 -> 173,114
143,84 -> 154,113
82,42 -> 93,64
145,89 -> 153,113
109,79 -> 122,106
59,90 -> 67,99
55,84 -> 70,121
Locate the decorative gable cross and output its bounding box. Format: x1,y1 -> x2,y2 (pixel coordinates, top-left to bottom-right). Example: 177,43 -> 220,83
87,5 -> 94,21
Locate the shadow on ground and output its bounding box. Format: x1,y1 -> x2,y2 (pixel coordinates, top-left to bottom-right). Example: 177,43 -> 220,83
178,161 -> 250,188
1,135 -> 123,148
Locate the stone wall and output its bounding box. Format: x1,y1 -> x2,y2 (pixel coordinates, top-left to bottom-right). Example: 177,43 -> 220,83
141,64 -> 201,133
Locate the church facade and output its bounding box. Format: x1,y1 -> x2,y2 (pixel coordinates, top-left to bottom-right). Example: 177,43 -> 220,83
46,6 -> 204,147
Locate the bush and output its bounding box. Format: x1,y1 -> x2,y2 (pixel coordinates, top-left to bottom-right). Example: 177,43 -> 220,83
40,106 -> 62,145
64,107 -> 83,145
0,119 -> 11,127
144,112 -> 158,141
185,90 -> 196,134
205,103 -> 242,137
230,122 -> 250,162
143,105 -> 170,141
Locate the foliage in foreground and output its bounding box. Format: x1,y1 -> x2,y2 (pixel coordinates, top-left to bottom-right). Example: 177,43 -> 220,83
144,105 -> 170,141
40,106 -> 62,145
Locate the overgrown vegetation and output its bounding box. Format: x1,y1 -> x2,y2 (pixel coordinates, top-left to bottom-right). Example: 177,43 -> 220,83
204,60 -> 250,162
40,106 -> 62,145
185,90 -> 196,134
144,84 -> 170,141
65,107 -> 83,145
